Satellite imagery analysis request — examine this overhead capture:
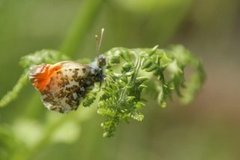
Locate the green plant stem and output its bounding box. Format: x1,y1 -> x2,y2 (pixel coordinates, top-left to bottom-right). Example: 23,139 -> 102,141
0,72 -> 28,108
60,0 -> 106,57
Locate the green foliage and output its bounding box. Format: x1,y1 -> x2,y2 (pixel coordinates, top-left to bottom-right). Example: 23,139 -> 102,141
0,46 -> 205,138
96,45 -> 205,137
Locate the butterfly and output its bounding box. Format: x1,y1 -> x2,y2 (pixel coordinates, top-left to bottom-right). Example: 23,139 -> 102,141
29,55 -> 106,113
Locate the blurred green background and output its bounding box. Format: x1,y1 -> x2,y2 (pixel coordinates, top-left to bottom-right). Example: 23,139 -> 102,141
0,0 -> 240,159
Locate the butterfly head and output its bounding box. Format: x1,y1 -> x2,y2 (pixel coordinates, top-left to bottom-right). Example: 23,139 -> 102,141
97,54 -> 106,68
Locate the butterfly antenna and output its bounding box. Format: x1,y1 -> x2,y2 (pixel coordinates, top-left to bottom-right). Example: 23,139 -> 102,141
95,28 -> 104,55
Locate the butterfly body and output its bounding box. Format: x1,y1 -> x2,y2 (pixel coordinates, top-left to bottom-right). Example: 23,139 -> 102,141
29,56 -> 106,113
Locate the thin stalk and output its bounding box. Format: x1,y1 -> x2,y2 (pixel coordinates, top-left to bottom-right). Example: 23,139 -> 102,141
0,72 -> 28,108
60,0 -> 106,57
